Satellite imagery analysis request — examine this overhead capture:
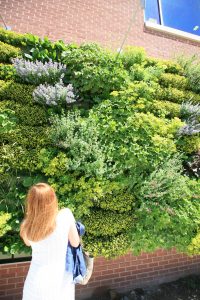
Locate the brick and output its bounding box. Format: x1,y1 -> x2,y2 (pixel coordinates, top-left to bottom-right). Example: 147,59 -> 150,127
1,0 -> 200,60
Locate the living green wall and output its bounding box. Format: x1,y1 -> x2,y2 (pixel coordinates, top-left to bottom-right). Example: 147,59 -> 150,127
0,29 -> 199,258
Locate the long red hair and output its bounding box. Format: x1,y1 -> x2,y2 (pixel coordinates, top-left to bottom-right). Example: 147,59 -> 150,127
20,183 -> 58,242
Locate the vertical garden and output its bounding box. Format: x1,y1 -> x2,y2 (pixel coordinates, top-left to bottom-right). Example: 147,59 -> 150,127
0,29 -> 199,258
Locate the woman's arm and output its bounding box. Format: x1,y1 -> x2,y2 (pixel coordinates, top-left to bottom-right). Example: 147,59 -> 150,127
68,222 -> 80,247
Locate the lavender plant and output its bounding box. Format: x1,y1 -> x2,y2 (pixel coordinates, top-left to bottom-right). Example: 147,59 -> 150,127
178,102 -> 200,136
12,58 -> 66,85
33,80 -> 76,106
178,119 -> 200,136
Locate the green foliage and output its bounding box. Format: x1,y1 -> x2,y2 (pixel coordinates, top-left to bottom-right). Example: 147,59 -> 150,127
0,29 -> 67,62
146,100 -> 180,118
0,144 -> 42,172
91,94 -> 183,180
0,80 -> 34,104
0,212 -> 11,237
129,64 -> 165,85
146,58 -> 184,75
96,190 -> 135,212
0,29 -> 199,258
157,86 -> 200,104
0,41 -> 21,63
82,209 -> 133,236
177,136 -> 200,154
0,100 -> 48,126
178,55 -> 200,93
1,125 -> 51,148
188,232 -> 200,255
24,35 -> 68,62
0,64 -> 16,80
159,73 -> 188,90
0,108 -> 16,133
120,46 -> 146,70
62,43 -> 129,102
84,232 -> 131,258
50,112 -> 106,177
130,157 -> 200,255
0,28 -> 28,47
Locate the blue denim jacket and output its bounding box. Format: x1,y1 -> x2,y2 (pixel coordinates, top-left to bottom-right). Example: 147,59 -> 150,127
66,222 -> 87,284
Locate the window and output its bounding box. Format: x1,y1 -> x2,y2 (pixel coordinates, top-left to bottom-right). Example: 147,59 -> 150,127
145,0 -> 200,37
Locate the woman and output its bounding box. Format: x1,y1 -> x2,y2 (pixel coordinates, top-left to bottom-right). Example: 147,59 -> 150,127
20,183 -> 80,300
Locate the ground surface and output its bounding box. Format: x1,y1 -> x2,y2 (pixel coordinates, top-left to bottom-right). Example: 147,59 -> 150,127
87,274 -> 200,300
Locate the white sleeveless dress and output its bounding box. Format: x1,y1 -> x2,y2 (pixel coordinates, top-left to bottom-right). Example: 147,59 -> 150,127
22,208 -> 75,300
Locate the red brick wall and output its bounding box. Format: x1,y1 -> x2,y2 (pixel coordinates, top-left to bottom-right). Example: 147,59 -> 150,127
0,249 -> 200,300
1,0 -> 200,59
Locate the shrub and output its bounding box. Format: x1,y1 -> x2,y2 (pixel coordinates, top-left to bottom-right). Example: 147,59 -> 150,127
0,125 -> 51,148
180,102 -> 200,120
157,86 -> 200,104
62,43 -> 129,102
0,108 -> 16,133
145,58 -> 184,75
178,55 -> 200,93
178,119 -> 200,136
82,209 -> 133,236
120,46 -> 146,70
177,136 -> 200,153
130,156 -> 200,255
0,80 -> 34,104
0,212 -> 11,237
0,29 -> 68,62
129,64 -> 165,84
84,232 -> 131,258
146,100 -> 180,118
0,41 -> 21,63
12,58 -> 66,85
0,64 -> 16,80
0,28 -> 28,47
0,144 -> 42,172
96,191 -> 135,212
33,81 -> 76,107
188,232 -> 200,255
0,100 -> 48,126
50,112 -> 106,177
159,73 -> 189,90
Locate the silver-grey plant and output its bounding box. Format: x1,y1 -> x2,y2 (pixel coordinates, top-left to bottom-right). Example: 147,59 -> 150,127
180,101 -> 200,120
12,58 -> 66,85
33,80 -> 76,106
178,101 -> 200,136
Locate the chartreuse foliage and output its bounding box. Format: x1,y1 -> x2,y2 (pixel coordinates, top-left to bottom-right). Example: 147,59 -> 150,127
0,29 -> 199,258
0,41 -> 21,63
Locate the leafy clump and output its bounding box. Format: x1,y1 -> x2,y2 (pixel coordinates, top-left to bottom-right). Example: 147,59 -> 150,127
12,58 -> 66,85
33,81 -> 76,106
